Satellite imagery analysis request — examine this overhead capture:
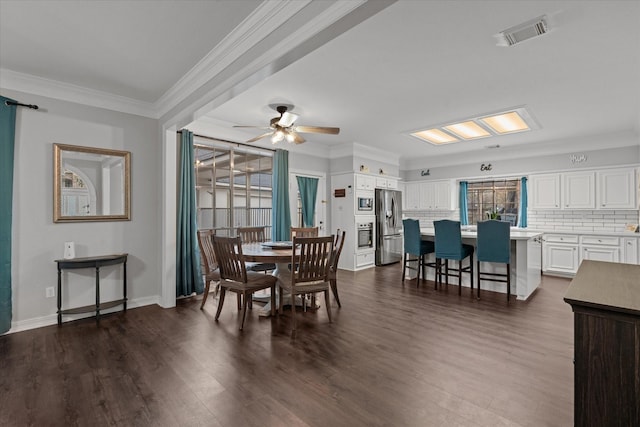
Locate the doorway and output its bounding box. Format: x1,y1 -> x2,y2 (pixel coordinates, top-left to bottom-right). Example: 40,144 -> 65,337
289,170 -> 327,235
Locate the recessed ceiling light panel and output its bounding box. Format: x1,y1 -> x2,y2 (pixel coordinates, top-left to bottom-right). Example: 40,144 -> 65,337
444,121 -> 491,140
411,129 -> 459,145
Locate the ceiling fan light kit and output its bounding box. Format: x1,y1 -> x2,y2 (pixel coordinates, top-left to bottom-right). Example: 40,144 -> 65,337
234,104 -> 340,145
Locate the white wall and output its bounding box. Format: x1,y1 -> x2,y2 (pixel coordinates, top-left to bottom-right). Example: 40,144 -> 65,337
5,89 -> 161,332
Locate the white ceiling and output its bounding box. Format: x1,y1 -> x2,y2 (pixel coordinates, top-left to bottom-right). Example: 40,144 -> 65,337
2,0 -> 639,168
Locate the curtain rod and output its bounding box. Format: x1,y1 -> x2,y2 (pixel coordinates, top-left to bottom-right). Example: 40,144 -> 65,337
5,100 -> 39,110
178,130 -> 276,153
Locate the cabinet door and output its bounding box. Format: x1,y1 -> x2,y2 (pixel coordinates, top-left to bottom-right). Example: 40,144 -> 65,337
386,178 -> 398,190
563,172 -> 595,209
544,244 -> 579,273
581,246 -> 620,263
530,174 -> 561,209
598,168 -> 637,209
404,182 -> 421,210
623,238 -> 639,265
419,182 -> 434,210
433,181 -> 453,210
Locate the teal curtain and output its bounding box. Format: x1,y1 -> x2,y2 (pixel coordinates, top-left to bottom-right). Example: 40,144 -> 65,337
0,97 -> 17,334
272,149 -> 291,241
518,177 -> 528,228
296,176 -> 318,227
176,130 -> 203,297
459,181 -> 469,226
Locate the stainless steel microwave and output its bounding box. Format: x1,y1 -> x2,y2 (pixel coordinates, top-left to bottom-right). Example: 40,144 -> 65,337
357,197 -> 373,211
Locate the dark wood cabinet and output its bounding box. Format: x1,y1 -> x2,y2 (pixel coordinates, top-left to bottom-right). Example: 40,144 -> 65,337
564,260 -> 640,427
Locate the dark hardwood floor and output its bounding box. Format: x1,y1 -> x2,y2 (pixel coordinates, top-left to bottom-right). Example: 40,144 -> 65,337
0,264 -> 574,426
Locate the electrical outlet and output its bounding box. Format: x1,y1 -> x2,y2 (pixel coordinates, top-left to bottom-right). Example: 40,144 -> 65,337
45,287 -> 55,298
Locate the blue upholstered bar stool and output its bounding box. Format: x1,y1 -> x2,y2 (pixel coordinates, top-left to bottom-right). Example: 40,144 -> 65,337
402,219 -> 435,286
434,220 -> 474,295
476,220 -> 511,301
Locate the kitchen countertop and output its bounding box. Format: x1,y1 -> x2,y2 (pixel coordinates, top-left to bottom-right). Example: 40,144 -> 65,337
564,260 -> 640,316
536,229 -> 640,237
420,228 -> 542,240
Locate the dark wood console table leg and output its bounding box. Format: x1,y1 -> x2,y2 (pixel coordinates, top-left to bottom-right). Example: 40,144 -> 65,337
123,260 -> 127,311
95,266 -> 100,322
57,266 -> 62,325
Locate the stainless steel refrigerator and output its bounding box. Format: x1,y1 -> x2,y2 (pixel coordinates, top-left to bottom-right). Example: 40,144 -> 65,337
375,188 -> 403,265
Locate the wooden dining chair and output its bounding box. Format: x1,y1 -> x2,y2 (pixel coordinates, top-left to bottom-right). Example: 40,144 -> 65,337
290,227 -> 319,239
197,229 -> 221,309
212,236 -> 276,330
328,230 -> 346,307
237,226 -> 275,273
279,235 -> 333,334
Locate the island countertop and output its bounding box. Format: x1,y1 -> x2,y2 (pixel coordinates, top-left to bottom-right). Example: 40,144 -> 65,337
564,260 -> 640,316
420,228 -> 543,240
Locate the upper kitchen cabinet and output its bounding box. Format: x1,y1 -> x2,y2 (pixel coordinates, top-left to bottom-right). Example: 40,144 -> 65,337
355,174 -> 376,191
404,180 -> 456,211
529,173 -> 561,209
597,168 -> 637,209
530,168 -> 637,210
563,171 -> 596,209
375,176 -> 398,189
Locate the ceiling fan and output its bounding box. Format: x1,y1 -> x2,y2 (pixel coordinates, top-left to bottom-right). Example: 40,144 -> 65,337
233,104 -> 340,144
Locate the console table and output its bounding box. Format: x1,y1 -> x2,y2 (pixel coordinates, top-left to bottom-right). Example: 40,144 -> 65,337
55,253 -> 128,325
564,260 -> 640,426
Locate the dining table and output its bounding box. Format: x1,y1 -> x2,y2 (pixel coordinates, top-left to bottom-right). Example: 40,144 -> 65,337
241,241 -> 312,316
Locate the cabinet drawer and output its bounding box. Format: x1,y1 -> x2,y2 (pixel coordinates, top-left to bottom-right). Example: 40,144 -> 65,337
581,236 -> 619,246
544,234 -> 579,244
356,252 -> 375,267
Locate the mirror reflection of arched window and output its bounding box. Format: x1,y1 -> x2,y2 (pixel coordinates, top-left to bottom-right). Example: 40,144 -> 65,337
60,167 -> 97,216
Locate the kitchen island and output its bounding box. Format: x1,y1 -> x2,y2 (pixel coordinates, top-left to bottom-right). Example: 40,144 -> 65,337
420,228 -> 543,300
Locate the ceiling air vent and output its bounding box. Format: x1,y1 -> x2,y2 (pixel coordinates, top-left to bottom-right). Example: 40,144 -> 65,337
495,15 -> 548,46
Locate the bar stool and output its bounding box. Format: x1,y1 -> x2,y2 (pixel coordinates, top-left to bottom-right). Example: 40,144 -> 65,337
476,220 -> 511,301
434,220 -> 474,295
402,219 -> 436,286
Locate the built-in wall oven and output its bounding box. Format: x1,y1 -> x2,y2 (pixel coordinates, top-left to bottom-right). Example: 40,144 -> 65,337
357,222 -> 374,249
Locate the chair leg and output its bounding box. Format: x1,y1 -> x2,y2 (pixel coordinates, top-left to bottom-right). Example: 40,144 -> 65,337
239,291 -> 249,330
330,279 -> 341,308
215,288 -> 226,321
402,253 -> 407,281
444,260 -> 449,289
435,258 -> 440,290
270,284 -> 276,316
416,255 -> 421,287
291,293 -> 297,332
507,263 -> 511,301
278,286 -> 284,314
458,260 -> 462,295
237,293 -> 242,310
324,289 -> 332,323
476,260 -> 481,299
200,279 -> 211,309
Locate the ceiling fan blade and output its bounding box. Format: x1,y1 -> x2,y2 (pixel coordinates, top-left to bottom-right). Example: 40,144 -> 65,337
277,111 -> 299,127
294,125 -> 340,135
291,132 -> 305,144
233,125 -> 271,130
246,132 -> 273,143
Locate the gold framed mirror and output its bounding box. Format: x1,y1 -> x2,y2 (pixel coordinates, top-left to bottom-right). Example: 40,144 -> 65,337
53,143 -> 131,222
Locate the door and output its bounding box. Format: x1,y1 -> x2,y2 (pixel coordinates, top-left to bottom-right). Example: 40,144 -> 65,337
289,170 -> 327,234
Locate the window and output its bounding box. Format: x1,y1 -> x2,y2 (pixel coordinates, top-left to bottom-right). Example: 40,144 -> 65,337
467,179 -> 520,225
194,140 -> 273,238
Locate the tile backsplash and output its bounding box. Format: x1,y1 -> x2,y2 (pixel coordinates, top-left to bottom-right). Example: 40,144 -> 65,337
527,209 -> 639,233
404,209 -> 639,233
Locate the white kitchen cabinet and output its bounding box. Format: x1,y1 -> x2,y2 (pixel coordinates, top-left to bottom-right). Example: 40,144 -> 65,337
623,237 -> 639,265
355,250 -> 375,269
563,171 -> 595,209
597,168 -> 637,209
375,177 -> 398,189
530,174 -> 561,209
404,182 -> 421,210
542,234 -> 579,275
355,174 -> 376,191
580,235 -> 620,263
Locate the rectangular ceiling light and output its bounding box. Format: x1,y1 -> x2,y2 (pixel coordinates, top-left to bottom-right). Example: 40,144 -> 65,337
480,111 -> 530,134
443,121 -> 491,140
411,128 -> 459,145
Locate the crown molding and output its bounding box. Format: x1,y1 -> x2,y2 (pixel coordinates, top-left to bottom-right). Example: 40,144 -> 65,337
0,68 -> 156,118
329,141 -> 401,165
